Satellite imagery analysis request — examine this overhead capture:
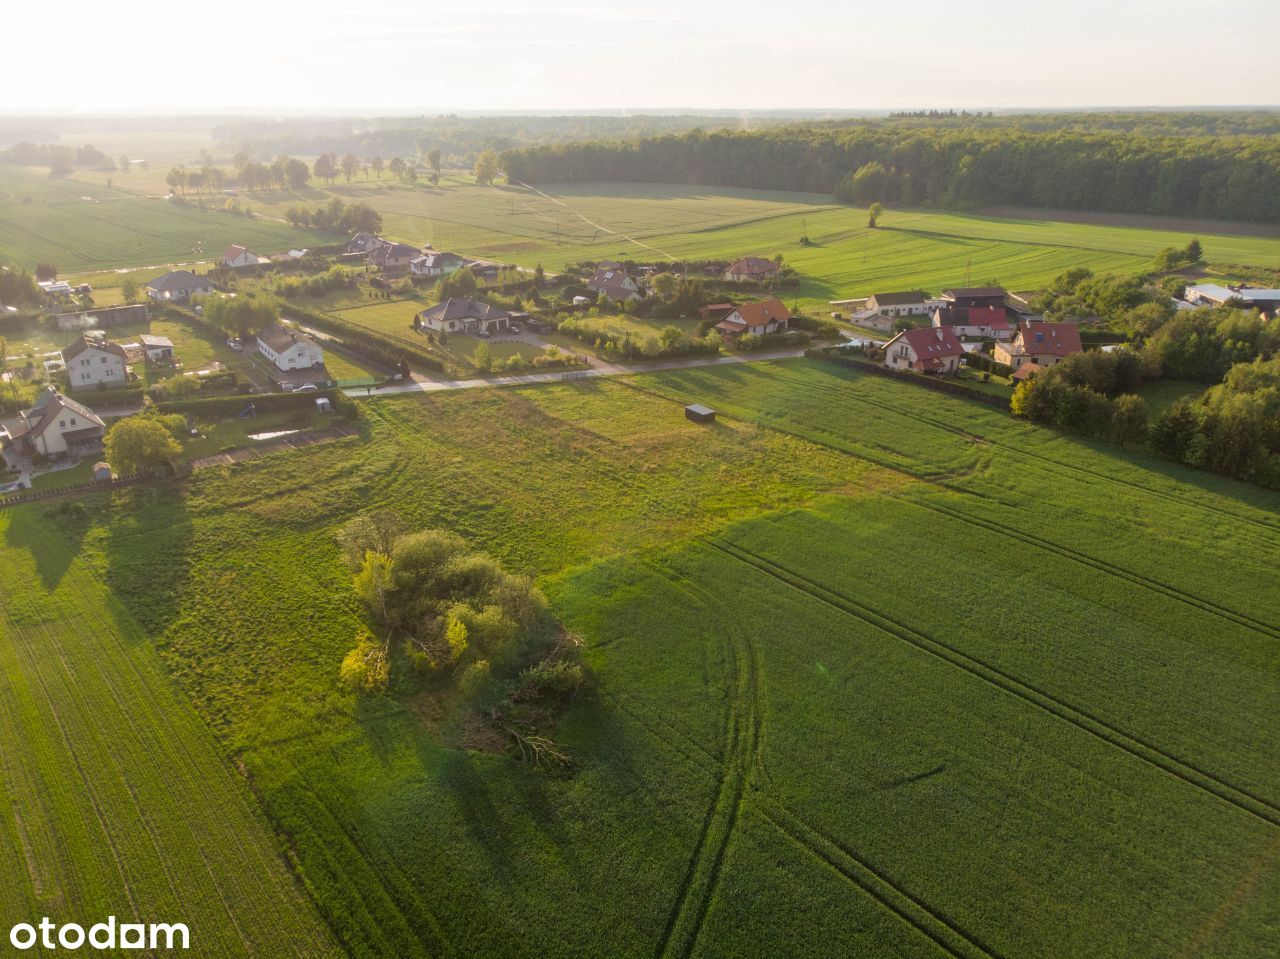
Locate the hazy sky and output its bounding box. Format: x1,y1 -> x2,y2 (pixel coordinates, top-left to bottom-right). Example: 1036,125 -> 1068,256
6,0 -> 1278,113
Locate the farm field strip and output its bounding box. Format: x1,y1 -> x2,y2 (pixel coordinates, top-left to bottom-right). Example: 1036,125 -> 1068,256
0,511 -> 338,957
703,535 -> 1280,829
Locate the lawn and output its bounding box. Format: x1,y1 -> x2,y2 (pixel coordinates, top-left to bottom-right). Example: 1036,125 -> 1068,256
13,358 -> 1278,958
0,508 -> 339,957
1137,378 -> 1206,420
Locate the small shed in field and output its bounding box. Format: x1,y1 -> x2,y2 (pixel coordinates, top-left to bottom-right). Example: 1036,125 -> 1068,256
684,404 -> 717,424
315,396 -> 332,413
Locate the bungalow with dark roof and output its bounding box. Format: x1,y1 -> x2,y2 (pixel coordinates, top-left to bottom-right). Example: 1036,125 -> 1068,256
866,291 -> 930,318
415,298 -> 512,335
410,251 -> 467,279
882,326 -> 965,375
145,270 -> 213,303
994,321 -> 1083,369
369,242 -> 422,273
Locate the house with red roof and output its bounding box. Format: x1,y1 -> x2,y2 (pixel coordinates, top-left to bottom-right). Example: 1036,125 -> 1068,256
223,244 -> 265,268
994,321 -> 1083,369
714,298 -> 791,342
931,304 -> 1014,340
882,326 -> 965,375
723,257 -> 780,284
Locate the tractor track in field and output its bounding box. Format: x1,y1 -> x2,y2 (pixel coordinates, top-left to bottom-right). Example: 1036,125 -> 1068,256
703,536 -> 1280,830
899,494 -> 1280,640
759,800 -> 1007,959
797,372 -> 1280,536
645,557 -> 762,959
627,555 -> 1007,959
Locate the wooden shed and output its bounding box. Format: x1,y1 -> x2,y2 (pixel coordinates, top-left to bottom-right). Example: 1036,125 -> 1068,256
684,404 -> 717,424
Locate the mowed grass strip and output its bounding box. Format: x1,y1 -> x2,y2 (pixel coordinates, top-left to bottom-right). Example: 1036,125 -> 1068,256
0,508 -> 338,957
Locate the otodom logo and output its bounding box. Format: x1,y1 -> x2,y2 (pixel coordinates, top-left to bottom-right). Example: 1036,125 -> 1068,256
7,917 -> 189,951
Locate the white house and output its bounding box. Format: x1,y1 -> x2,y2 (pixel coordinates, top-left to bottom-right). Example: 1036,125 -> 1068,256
61,334 -> 130,390
865,291 -> 931,319
223,244 -> 265,268
882,326 -> 965,375
146,270 -> 213,302
256,321 -> 325,371
3,386 -> 106,459
410,251 -> 466,279
415,298 -> 512,335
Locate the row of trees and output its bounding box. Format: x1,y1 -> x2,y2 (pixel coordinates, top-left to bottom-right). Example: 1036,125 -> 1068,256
501,125 -> 1280,222
283,197 -> 382,234
0,142 -> 115,173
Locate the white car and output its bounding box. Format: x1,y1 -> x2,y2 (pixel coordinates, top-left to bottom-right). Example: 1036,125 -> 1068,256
292,384 -> 318,393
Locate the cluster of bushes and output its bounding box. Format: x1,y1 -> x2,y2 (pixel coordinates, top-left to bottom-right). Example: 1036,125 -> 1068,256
1143,307 -> 1279,382
556,317 -> 720,361
335,514 -> 584,764
1033,268 -> 1168,322
785,314 -> 841,338
148,369 -> 249,401
738,330 -> 811,351
1011,374 -> 1150,446
284,198 -> 382,235
1150,357 -> 1280,487
0,266 -> 40,308
469,342 -> 586,374
272,267 -> 355,299
965,352 -> 1014,377
1154,238 -> 1203,272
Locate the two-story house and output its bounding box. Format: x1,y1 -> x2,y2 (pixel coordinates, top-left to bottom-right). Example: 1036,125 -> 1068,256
882,326 -> 965,375
3,386 -> 106,460
61,334 -> 130,390
993,321 -> 1083,369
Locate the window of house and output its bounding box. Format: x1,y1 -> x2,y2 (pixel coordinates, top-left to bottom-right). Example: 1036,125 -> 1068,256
59,420 -> 65,428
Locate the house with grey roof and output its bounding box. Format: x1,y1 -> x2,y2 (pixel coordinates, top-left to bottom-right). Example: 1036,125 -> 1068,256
2,386 -> 106,459
415,298 -> 512,335
145,270 -> 213,302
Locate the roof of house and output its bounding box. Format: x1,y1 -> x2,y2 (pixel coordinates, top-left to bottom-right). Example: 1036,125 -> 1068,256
257,321 -> 316,353
588,268 -> 637,294
224,244 -> 253,261
887,326 -> 966,367
61,335 -> 129,363
411,251 -> 465,267
934,305 -> 1011,330
942,287 -> 1006,299
726,256 -> 780,275
869,290 -> 927,306
19,386 -> 106,442
1010,321 -> 1083,357
1187,283 -> 1280,303
139,334 -> 174,348
146,270 -> 210,293
718,298 -> 792,332
371,242 -> 420,261
1011,361 -> 1046,381
418,297 -> 511,324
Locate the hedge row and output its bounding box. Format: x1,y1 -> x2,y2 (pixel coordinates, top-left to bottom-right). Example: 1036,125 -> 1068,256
807,348 -> 1009,409
965,352 -> 1014,377
78,386 -> 146,409
281,302 -> 443,373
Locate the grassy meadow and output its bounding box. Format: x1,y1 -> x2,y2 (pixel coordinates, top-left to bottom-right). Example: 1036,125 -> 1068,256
6,356 -> 1275,957
0,165 -> 335,273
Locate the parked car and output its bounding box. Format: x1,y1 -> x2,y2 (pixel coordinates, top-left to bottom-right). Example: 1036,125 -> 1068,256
292,384 -> 318,393
509,324 -> 522,334
227,339 -> 242,351
0,480 -> 27,494
476,329 -> 491,338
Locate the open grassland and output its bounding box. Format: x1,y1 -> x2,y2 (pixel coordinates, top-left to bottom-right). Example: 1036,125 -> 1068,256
0,509 -> 338,957
0,166 -> 335,272
20,359 -> 1280,957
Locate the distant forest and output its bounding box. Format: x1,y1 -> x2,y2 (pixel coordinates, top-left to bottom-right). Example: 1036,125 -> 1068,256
210,115 -> 783,169
500,113 -> 1280,223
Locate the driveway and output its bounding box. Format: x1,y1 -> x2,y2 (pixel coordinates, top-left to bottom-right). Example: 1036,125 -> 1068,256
350,348 -> 810,397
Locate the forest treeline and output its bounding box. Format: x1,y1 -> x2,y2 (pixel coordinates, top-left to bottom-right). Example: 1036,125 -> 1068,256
500,119 -> 1280,222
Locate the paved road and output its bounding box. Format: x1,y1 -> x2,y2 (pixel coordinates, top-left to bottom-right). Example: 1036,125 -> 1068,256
347,348 -> 810,397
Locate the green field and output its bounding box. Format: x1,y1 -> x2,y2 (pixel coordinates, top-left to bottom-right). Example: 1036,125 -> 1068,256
0,509 -> 339,957
42,168 -> 1280,314
8,356 -> 1277,957
0,166 -> 336,273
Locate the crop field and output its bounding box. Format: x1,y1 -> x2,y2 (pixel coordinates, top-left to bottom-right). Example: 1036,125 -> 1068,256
0,166 -> 336,272
0,509 -> 338,957
11,356 -> 1277,958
